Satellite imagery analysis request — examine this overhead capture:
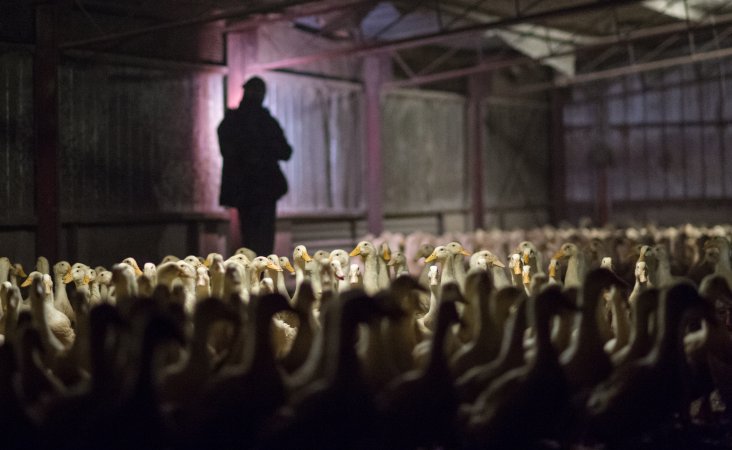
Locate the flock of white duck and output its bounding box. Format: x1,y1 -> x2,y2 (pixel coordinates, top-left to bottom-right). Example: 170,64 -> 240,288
1,222 -> 732,449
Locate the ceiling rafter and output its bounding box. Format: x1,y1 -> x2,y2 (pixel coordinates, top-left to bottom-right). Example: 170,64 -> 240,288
60,0 -> 342,49
385,7 -> 732,89
248,0 -> 646,72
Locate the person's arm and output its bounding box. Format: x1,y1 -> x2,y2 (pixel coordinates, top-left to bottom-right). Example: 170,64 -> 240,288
264,114 -> 293,161
217,112 -> 239,159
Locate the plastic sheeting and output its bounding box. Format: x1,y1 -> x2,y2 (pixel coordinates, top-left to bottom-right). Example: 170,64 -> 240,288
261,72 -> 365,215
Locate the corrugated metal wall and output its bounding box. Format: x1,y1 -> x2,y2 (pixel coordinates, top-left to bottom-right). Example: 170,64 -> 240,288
382,89 -> 467,215
58,61 -> 225,216
0,49 -> 34,222
0,51 -> 227,266
483,95 -> 550,228
563,59 -> 732,225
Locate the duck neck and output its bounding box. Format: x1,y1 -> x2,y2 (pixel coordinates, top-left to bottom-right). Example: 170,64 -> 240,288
131,330 -> 165,404
377,257 -> 390,290
575,298 -> 606,354
0,262 -> 9,284
426,286 -> 439,320
530,303 -> 556,364
654,258 -> 673,286
54,273 -> 68,300
362,254 -> 379,295
211,271 -> 225,300
716,247 -> 732,272
564,254 -> 584,288
651,302 -> 686,366
491,266 -> 510,289
294,260 -> 307,288
90,282 -> 101,302
241,310 -> 277,376
426,311 -> 456,375
187,319 -> 214,373
452,256 -> 466,290
626,304 -> 655,359
440,257 -> 456,286
271,269 -> 289,300
328,310 -> 361,385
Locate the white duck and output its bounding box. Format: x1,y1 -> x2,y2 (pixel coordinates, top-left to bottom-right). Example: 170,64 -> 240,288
0,257 -> 10,284
446,242 -> 471,292
195,266 -> 211,301
52,261 -> 75,322
64,264 -> 91,301
207,255 -> 226,300
120,257 -> 144,277
425,246 -> 456,290
94,270 -> 113,302
35,256 -> 50,275
470,250 -> 508,289
248,256 -> 280,297
110,263 -> 138,307
23,272 -> 74,354
143,262 -> 157,287
387,251 -> 410,279
329,250 -> 350,293
350,241 -> 381,295
554,242 -> 586,288
377,242 -> 392,290
266,254 -> 292,302
292,245 -> 313,295
417,265 -> 440,334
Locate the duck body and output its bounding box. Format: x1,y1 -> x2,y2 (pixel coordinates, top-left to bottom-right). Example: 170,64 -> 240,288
463,286 -> 570,449
585,282 -> 714,443
378,300 -> 462,450
182,293 -> 292,449
456,288 -> 527,402
262,290 -> 390,450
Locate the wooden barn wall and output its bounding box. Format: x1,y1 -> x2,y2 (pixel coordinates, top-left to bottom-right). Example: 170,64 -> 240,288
58,62 -> 224,216
0,50 -> 228,267
0,48 -> 35,265
483,96 -> 550,229
0,49 -> 34,221
563,59 -> 732,225
382,89 -> 467,230
58,61 -> 226,266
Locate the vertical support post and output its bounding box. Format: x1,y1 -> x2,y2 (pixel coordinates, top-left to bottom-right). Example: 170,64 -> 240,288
549,88 -> 567,225
467,74 -> 486,230
34,3 -> 61,262
363,55 -> 387,236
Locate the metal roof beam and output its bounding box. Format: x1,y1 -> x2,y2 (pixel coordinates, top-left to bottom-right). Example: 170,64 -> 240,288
385,8 -> 732,88
60,0 -> 330,49
249,0 -> 645,72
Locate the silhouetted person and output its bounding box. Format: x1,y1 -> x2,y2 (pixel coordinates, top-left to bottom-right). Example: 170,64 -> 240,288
218,76 -> 292,256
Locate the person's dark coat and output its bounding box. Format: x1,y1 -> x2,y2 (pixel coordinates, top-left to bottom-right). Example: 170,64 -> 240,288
218,100 -> 292,207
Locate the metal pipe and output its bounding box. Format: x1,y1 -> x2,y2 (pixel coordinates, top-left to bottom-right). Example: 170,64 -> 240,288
248,0 -> 645,72
519,44 -> 732,93
224,0 -> 378,32
60,0 -> 324,49
384,56 -> 522,89
387,10 -> 732,89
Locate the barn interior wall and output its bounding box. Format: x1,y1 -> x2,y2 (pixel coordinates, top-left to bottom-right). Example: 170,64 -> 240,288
482,67 -> 552,230
0,45 -> 228,268
563,57 -> 732,226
